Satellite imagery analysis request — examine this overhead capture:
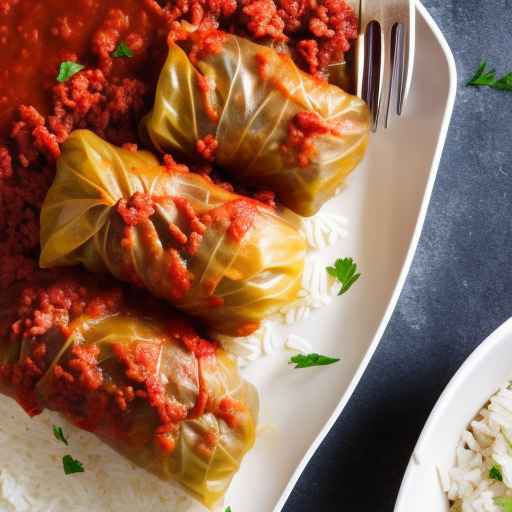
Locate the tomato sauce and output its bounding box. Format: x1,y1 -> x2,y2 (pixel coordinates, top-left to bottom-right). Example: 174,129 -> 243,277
0,1 -> 170,291
167,249 -> 192,301
196,133 -> 219,161
283,110 -> 342,168
0,0 -> 168,138
196,72 -> 220,123
202,198 -> 258,242
116,191 -> 156,226
185,26 -> 228,64
216,395 -> 245,429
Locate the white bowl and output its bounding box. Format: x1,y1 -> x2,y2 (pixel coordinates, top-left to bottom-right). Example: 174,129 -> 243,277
394,318 -> 512,512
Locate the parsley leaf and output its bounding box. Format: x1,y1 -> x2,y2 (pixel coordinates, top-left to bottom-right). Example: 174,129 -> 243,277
467,61 -> 497,86
56,61 -> 84,82
112,42 -> 133,58
225,508 -> 232,512
52,425 -> 68,445
62,455 -> 84,475
493,72 -> 512,92
289,353 -> 340,369
489,464 -> 503,481
495,497 -> 512,512
467,61 -> 512,92
326,258 -> 361,296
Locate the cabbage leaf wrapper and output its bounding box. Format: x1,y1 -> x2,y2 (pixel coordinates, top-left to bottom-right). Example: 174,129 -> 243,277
39,130 -> 306,337
141,33 -> 370,216
0,272 -> 258,508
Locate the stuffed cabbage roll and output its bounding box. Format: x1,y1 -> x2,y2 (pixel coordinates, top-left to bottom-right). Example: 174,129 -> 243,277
141,32 -> 370,216
39,130 -> 305,337
0,272 -> 258,508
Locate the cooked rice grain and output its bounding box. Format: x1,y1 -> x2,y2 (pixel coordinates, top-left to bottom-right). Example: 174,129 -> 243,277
0,395 -> 197,512
443,386 -> 512,511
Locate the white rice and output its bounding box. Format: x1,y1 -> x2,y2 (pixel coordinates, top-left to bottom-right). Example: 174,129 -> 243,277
300,212 -> 349,250
215,211 -> 349,365
0,211 -> 349,510
443,385 -> 512,511
0,395 -> 197,512
216,227 -> 343,366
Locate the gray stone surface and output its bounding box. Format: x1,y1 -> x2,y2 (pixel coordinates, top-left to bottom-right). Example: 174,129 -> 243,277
284,1 -> 512,510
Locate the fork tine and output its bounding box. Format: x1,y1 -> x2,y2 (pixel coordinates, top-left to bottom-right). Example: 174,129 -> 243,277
384,22 -> 405,127
363,22 -> 385,131
383,0 -> 415,118
356,0 -> 415,129
358,0 -> 386,131
399,0 -> 415,114
394,23 -> 406,116
378,2 -> 405,128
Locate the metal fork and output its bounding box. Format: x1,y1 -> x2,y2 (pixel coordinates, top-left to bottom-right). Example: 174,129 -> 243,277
355,0 -> 415,131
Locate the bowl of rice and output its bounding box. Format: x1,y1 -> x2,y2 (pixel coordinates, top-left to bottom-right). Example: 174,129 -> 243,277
394,317 -> 512,512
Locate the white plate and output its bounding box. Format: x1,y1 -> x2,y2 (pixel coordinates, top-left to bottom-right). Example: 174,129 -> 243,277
223,3 -> 458,512
394,317 -> 512,512
0,2 -> 455,511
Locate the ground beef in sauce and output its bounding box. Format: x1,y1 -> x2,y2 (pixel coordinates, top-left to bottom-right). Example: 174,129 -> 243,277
282,110 -> 342,167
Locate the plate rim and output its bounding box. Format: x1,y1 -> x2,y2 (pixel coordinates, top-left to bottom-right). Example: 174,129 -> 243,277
274,3 -> 458,510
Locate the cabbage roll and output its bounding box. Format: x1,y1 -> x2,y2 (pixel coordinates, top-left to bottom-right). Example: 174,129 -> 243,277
0,272 -> 258,508
39,130 -> 305,337
142,33 -> 370,216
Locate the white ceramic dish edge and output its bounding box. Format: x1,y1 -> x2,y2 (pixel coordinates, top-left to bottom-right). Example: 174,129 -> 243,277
394,316 -> 512,512
275,3 -> 458,511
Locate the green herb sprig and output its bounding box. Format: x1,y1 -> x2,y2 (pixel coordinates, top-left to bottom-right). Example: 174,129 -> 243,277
327,258 -> 361,296
52,425 -> 68,446
53,426 -> 84,474
225,508 -> 232,512
112,41 -> 133,58
56,61 -> 85,82
489,464 -> 503,481
62,455 -> 84,475
289,353 -> 340,369
467,61 -> 512,92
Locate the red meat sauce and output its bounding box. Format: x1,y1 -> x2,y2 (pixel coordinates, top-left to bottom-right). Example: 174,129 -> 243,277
196,73 -> 220,123
0,271 -> 245,453
163,0 -> 357,77
0,0 -> 172,292
0,0 -> 356,294
202,198 -> 258,241
282,110 -> 344,167
115,181 -> 260,302
196,133 -> 219,161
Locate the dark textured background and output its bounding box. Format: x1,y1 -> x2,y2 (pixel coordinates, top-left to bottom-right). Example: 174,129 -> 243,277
283,1 -> 512,510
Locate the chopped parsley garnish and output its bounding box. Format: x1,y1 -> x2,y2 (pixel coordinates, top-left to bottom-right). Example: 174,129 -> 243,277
489,464 -> 503,481
112,41 -> 133,58
495,497 -> 512,512
467,61 -> 512,92
62,455 -> 84,475
327,257 -> 361,296
467,61 -> 497,87
56,61 -> 85,82
494,73 -> 512,91
289,353 -> 340,369
52,425 -> 68,446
